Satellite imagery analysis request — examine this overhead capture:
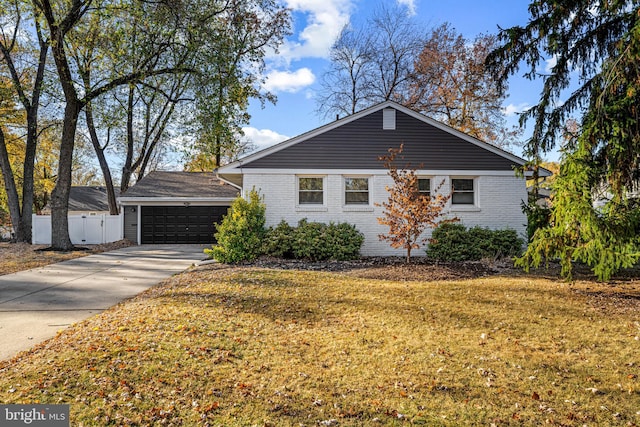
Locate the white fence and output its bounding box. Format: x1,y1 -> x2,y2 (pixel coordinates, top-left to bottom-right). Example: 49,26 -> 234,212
32,213 -> 123,245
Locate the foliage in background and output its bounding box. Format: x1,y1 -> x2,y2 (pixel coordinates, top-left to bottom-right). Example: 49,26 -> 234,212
316,4 -> 421,117
0,0 -> 289,249
0,7 -> 49,242
189,0 -> 290,169
376,145 -> 455,262
206,189 -> 266,263
487,0 -> 640,280
427,223 -> 524,262
0,76 -> 59,221
317,9 -> 519,148
408,23 -> 520,147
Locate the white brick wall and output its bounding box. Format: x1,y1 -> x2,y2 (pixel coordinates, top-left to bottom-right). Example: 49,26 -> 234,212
243,172 -> 527,257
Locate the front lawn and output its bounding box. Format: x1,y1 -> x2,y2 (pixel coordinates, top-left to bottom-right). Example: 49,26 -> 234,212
1,265 -> 639,426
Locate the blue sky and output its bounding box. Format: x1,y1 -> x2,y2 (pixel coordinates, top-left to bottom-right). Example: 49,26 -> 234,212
242,0 -> 552,160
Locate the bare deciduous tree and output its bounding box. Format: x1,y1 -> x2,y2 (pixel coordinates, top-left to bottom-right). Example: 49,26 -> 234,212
316,4 -> 423,119
317,10 -> 518,150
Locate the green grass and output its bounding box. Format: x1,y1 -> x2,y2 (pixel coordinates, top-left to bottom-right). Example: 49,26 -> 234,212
1,266 -> 639,426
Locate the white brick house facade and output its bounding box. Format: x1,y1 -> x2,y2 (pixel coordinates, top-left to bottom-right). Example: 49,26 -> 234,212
241,171 -> 527,256
218,101 -> 544,257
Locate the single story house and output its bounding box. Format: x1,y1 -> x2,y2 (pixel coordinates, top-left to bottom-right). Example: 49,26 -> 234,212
216,100 -> 549,257
118,171 -> 239,244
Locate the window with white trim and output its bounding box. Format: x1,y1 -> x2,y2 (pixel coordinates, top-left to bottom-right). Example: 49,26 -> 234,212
417,178 -> 431,197
344,177 -> 369,205
451,178 -> 475,205
298,176 -> 324,205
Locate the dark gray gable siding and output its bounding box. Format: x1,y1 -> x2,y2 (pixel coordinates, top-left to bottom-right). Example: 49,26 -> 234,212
242,109 -> 518,170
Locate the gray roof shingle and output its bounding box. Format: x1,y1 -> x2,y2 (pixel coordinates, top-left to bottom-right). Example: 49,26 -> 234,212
67,186 -> 115,211
120,171 -> 239,199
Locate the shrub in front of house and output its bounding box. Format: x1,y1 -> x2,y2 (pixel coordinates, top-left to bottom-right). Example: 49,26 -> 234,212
205,189 -> 266,263
290,219 -> 328,260
316,221 -> 364,261
426,223 -> 524,261
264,219 -> 364,261
262,220 -> 295,258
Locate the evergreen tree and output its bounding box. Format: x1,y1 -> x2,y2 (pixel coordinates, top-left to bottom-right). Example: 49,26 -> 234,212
488,0 -> 640,280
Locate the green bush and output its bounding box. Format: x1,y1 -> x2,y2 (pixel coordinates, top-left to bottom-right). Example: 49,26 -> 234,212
262,220 -> 295,258
264,219 -> 364,261
291,219 -> 328,260
322,221 -> 365,261
205,189 -> 266,263
426,223 -> 524,261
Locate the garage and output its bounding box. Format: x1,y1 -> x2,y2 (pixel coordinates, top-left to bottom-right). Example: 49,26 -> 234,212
140,205 -> 229,244
118,171 -> 240,245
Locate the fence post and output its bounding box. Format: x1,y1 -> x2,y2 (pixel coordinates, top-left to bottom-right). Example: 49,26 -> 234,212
31,214 -> 36,244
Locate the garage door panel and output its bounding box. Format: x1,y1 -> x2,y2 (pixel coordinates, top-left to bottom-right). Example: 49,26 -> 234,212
141,206 -> 228,244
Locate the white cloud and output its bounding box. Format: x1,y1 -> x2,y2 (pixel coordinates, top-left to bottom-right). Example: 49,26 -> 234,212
396,0 -> 417,16
241,127 -> 290,151
263,68 -> 316,93
503,103 -> 531,117
277,0 -> 353,61
545,55 -> 558,73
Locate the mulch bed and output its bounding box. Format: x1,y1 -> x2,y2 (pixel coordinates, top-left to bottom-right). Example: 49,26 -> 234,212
234,256 -> 520,282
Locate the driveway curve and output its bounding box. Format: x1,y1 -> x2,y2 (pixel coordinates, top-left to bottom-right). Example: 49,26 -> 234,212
0,244 -> 207,361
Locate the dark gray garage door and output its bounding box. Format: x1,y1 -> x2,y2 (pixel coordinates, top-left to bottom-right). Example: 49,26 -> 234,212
141,206 -> 229,244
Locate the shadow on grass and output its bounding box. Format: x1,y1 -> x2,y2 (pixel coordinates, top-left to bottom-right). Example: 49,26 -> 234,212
163,268 -> 598,333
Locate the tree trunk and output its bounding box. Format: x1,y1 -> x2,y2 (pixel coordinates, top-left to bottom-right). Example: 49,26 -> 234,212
0,129 -> 24,242
85,103 -> 119,215
19,33 -> 49,243
120,85 -> 136,193
50,101 -> 81,250
20,109 -> 39,243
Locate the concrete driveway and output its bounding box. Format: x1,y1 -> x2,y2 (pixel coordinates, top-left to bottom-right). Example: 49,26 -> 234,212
0,244 -> 208,361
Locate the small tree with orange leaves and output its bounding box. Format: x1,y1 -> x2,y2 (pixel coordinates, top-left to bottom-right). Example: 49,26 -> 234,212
376,144 -> 456,262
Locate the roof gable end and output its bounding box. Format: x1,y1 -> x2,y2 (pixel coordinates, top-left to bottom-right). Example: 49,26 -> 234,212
219,101 -> 531,173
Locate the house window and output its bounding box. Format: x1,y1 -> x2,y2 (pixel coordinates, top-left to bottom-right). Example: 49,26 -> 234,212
451,178 -> 475,205
344,177 -> 369,205
298,177 -> 324,205
418,178 -> 431,197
